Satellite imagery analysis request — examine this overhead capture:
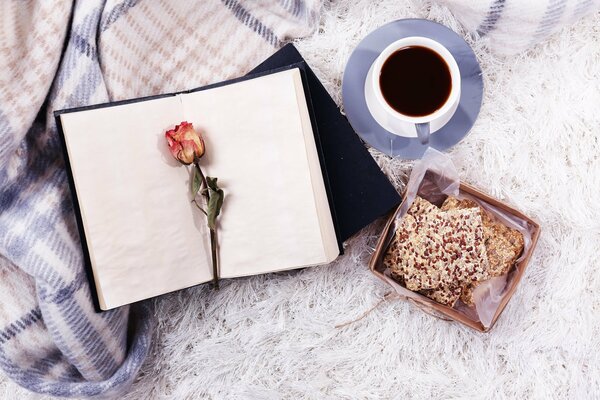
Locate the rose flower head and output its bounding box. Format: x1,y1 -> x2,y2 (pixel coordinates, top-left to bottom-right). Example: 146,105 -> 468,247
165,121 -> 205,165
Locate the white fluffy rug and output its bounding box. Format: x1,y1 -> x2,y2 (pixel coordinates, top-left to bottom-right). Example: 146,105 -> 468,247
3,1 -> 600,398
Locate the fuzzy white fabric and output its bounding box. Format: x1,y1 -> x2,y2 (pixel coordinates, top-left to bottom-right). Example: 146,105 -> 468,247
2,0 -> 600,398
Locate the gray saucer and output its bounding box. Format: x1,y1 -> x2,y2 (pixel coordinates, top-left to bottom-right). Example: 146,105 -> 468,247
342,19 -> 483,159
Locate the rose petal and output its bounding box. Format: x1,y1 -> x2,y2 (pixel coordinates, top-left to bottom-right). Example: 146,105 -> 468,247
165,121 -> 205,164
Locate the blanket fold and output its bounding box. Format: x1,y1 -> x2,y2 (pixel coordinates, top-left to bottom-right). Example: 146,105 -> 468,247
0,0 -> 319,397
432,0 -> 600,55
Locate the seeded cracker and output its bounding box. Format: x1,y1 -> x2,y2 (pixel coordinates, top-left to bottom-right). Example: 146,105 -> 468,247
384,198 -> 489,293
441,196 -> 477,214
387,214 -> 444,291
441,196 -> 525,305
383,214 -> 413,271
441,196 -> 523,275
415,208 -> 490,287
460,284 -> 478,306
420,285 -> 462,307
386,196 -> 442,290
485,223 -> 525,276
383,215 -> 419,287
407,196 -> 439,219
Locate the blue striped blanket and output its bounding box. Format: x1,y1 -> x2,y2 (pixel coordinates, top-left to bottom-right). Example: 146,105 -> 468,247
0,0 -> 596,397
0,0 -> 318,397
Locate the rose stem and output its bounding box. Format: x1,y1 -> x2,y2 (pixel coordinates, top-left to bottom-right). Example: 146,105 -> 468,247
195,159 -> 219,290
209,229 -> 219,290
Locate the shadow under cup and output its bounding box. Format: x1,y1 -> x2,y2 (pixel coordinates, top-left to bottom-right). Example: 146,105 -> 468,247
365,36 -> 461,145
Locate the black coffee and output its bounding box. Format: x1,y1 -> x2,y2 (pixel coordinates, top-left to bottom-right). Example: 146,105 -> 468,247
379,46 -> 452,117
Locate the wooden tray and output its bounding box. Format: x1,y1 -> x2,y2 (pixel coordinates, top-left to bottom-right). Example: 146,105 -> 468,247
369,182 -> 541,332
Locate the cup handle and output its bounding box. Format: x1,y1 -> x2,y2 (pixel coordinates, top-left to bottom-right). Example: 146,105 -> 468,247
416,122 -> 430,145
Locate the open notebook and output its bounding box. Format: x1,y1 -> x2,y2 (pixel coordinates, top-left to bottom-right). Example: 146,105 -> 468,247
57,67 -> 341,310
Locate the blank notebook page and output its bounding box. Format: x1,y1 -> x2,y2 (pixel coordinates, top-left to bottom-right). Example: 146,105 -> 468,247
59,96 -> 212,310
182,68 -> 338,279
59,68 -> 337,310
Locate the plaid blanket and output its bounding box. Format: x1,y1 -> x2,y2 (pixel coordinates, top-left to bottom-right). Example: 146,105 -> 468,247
0,0 -> 318,397
1,0 -> 596,397
436,0 -> 600,55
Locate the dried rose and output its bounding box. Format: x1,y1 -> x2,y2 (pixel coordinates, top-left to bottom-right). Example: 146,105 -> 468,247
164,121 -> 224,290
165,121 -> 205,165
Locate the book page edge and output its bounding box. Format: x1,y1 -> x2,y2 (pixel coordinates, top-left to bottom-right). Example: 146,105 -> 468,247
292,69 -> 340,262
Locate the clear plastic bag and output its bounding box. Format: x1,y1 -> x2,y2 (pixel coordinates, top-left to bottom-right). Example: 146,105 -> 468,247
382,148 -> 534,329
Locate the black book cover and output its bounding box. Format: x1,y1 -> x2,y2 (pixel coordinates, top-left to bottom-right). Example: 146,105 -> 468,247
56,64 -> 342,311
55,47 -> 401,311
250,44 -> 401,241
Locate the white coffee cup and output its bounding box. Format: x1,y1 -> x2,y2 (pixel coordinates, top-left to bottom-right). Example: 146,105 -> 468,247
364,37 -> 461,144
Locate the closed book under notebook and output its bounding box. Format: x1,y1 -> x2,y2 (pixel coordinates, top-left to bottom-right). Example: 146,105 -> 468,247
57,67 -> 341,310
249,45 -> 401,241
